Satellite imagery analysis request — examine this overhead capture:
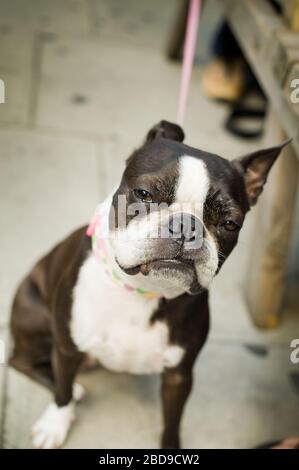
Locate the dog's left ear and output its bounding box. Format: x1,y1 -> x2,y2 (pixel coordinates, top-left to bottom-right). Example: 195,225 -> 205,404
233,139 -> 292,206
146,120 -> 185,143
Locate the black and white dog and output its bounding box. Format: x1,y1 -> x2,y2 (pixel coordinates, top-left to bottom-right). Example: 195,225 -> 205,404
10,121 -> 289,448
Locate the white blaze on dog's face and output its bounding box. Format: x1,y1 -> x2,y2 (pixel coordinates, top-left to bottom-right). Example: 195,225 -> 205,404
109,121 -> 290,294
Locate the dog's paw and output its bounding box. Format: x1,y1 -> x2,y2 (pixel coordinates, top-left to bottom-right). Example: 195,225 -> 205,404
73,383 -> 86,402
32,402 -> 74,449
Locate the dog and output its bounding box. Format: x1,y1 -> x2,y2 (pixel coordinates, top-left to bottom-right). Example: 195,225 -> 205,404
9,120 -> 289,448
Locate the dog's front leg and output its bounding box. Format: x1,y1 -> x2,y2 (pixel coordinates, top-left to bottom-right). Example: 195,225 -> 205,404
161,367 -> 193,449
32,346 -> 83,449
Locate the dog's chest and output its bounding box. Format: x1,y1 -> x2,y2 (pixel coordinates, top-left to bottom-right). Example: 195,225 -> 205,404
71,255 -> 184,374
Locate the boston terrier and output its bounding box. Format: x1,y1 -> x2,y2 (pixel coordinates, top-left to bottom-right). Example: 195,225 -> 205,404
9,121 -> 289,449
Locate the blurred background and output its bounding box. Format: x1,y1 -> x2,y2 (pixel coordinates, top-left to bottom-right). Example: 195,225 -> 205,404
0,0 -> 298,448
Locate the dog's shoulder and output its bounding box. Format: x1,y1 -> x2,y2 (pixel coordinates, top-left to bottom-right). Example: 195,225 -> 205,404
31,226 -> 91,303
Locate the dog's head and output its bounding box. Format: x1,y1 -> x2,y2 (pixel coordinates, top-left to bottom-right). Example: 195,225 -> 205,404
109,120 -> 290,295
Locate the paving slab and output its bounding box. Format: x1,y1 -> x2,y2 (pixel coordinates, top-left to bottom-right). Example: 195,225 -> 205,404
35,37 -> 259,159
183,342 -> 299,449
0,129 -> 100,327
88,0 -> 180,49
3,367 -> 51,449
3,341 -> 298,449
0,0 -> 88,35
36,38 -> 182,137
88,0 -> 223,65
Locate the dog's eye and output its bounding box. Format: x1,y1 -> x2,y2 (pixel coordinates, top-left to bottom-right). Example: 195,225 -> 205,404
133,188 -> 153,203
222,220 -> 240,232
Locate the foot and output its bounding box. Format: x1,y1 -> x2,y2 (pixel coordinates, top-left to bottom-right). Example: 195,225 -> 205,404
272,437 -> 299,449
201,58 -> 246,102
32,401 -> 74,449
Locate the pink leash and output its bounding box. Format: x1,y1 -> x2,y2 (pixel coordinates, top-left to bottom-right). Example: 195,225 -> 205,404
176,0 -> 201,126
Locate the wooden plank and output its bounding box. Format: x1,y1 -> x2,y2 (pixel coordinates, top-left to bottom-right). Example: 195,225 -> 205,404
283,0 -> 299,32
244,110 -> 298,327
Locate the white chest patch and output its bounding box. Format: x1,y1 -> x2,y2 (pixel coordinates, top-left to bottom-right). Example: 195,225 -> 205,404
71,255 -> 184,374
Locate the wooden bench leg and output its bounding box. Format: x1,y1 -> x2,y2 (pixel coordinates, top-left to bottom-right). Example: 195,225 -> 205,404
245,110 -> 298,328
167,0 -> 189,60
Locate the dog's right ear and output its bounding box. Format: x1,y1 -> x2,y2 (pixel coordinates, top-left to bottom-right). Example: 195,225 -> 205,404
146,120 -> 185,143
233,139 -> 292,206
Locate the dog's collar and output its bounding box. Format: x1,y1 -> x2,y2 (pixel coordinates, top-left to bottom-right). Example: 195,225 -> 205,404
86,209 -> 160,300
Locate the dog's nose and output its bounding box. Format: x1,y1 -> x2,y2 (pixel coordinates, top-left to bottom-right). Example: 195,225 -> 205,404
168,213 -> 203,245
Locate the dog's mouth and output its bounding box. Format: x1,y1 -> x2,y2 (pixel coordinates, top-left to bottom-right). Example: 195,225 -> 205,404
119,257 -> 202,295
140,258 -> 194,275
120,257 -> 196,277
120,256 -> 193,275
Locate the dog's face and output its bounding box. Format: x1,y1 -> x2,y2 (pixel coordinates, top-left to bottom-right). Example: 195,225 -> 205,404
109,121 -> 289,294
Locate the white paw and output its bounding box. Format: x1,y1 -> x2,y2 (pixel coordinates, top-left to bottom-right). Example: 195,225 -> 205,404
32,402 -> 74,449
73,383 -> 86,402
